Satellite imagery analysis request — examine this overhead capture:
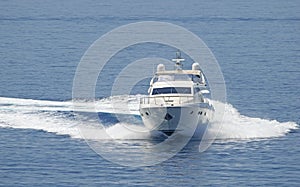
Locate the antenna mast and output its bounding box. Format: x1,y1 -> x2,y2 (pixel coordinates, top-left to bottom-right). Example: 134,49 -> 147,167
172,50 -> 185,70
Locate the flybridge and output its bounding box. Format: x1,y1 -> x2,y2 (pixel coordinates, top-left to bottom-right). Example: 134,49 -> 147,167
154,63 -> 206,86
153,51 -> 206,85
156,69 -> 202,76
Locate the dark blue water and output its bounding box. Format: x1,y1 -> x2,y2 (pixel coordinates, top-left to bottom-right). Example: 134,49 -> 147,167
1,0 -> 299,186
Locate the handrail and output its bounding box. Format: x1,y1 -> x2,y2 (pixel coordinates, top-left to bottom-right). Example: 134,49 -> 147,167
140,95 -> 204,105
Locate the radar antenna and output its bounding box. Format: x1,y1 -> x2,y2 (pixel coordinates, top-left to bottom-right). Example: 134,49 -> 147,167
172,50 -> 185,70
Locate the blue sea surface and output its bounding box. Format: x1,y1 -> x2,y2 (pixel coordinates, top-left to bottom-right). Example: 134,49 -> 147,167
0,0 -> 299,186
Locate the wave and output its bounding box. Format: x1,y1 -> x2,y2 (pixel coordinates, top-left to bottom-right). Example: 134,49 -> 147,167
0,96 -> 298,141
207,100 -> 298,140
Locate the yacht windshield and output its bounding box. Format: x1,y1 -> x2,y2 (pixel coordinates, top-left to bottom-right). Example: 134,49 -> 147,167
152,87 -> 191,95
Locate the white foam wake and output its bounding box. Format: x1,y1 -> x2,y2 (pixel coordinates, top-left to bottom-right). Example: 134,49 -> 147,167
207,100 -> 298,140
0,96 -> 298,141
0,96 -> 139,114
0,110 -> 82,138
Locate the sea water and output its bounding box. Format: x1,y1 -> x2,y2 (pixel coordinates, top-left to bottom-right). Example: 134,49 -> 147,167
0,0 -> 299,186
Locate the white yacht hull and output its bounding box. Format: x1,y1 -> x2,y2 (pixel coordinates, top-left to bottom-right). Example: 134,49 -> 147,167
139,104 -> 213,137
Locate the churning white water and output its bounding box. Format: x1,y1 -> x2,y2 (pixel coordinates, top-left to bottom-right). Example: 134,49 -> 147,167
0,96 -> 298,141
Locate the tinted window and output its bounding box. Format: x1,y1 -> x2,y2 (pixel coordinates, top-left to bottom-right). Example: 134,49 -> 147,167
152,87 -> 191,95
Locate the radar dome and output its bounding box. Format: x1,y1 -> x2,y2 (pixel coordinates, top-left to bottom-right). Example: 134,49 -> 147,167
192,63 -> 200,70
157,64 -> 165,72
